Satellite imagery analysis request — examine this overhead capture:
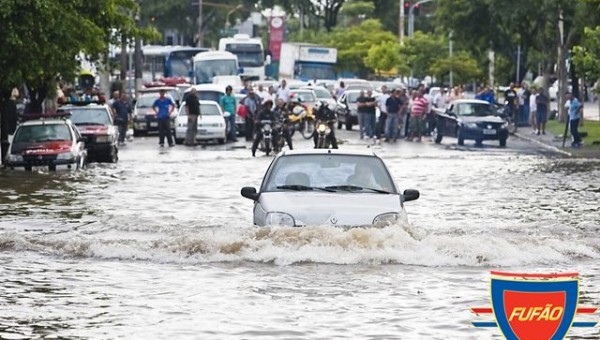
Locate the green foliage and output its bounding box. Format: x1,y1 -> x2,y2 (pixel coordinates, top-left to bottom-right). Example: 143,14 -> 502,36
429,51 -> 483,84
0,0 -> 151,103
573,26 -> 600,82
364,41 -> 401,75
341,1 -> 375,19
398,32 -> 447,79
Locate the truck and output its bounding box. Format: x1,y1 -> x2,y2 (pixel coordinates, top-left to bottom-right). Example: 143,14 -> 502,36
218,34 -> 268,82
278,43 -> 337,82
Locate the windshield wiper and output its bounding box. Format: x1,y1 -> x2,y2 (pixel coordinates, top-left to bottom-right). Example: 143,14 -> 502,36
75,122 -> 105,125
324,185 -> 390,194
276,185 -> 335,192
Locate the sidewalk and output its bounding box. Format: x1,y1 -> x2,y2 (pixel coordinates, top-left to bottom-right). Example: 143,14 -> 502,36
514,126 -> 573,156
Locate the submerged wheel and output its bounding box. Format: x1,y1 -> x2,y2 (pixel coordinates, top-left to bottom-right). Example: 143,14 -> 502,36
432,127 -> 443,144
499,138 -> 507,148
457,128 -> 465,146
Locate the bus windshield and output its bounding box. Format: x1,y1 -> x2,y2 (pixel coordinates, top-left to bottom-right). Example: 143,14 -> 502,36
225,43 -> 264,68
168,50 -> 204,78
194,59 -> 238,84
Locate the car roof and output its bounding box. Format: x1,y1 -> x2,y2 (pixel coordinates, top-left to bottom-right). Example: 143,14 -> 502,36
279,149 -> 377,157
450,99 -> 491,105
61,104 -> 109,110
20,118 -> 72,126
181,100 -> 221,106
184,84 -> 227,93
140,86 -> 177,92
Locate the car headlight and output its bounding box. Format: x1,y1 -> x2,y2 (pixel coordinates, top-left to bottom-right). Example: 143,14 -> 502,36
57,151 -> 77,160
266,212 -> 295,226
465,123 -> 478,129
373,213 -> 400,226
96,135 -> 111,143
7,154 -> 23,162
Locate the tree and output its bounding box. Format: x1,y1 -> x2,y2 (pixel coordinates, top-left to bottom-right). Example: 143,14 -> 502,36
364,41 -> 406,76
262,0 -> 346,31
429,52 -> 483,85
398,32 -> 447,79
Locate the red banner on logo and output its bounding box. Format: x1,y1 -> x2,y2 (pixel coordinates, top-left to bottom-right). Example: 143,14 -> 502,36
269,16 -> 285,61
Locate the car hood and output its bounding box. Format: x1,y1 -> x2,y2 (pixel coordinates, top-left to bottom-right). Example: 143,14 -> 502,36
459,116 -> 505,124
259,192 -> 403,226
13,141 -> 72,155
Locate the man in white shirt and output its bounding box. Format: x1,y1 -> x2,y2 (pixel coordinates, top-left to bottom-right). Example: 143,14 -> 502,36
276,79 -> 291,102
433,88 -> 447,110
529,87 -> 538,134
256,84 -> 268,103
376,85 -> 390,140
262,86 -> 275,104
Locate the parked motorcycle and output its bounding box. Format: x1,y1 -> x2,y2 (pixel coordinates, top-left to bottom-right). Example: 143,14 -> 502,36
287,102 -> 315,139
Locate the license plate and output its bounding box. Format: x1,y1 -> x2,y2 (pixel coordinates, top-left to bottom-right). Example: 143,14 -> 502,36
198,129 -> 207,135
150,122 -> 158,127
483,129 -> 496,135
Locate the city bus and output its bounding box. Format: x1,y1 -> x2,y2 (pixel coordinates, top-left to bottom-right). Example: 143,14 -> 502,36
218,34 -> 268,81
192,50 -> 241,85
142,45 -> 209,82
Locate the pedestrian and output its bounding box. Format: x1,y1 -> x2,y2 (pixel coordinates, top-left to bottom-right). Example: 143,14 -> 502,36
518,82 -> 531,125
565,92 -> 583,147
376,85 -> 390,140
219,85 -> 238,142
535,89 -> 549,135
408,89 -> 428,142
385,89 -> 402,142
111,93 -> 132,146
184,88 -> 201,146
241,87 -> 261,141
152,89 -> 175,147
108,90 -> 120,107
356,90 -> 366,139
433,88 -> 448,110
335,81 -> 346,99
398,88 -> 410,138
504,82 -> 518,130
529,87 -> 538,134
256,84 -> 268,103
357,89 -> 377,142
262,86 -> 275,104
276,79 -> 291,103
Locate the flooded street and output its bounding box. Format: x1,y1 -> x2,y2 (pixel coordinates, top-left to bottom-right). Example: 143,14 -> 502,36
1,131 -> 599,339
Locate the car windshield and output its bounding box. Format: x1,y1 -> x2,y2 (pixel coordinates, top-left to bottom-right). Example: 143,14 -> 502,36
262,154 -> 396,194
456,103 -> 498,116
179,103 -> 221,116
309,87 -> 333,99
194,59 -> 238,84
292,91 -> 316,103
183,90 -> 224,103
14,124 -> 72,143
65,108 -> 111,125
346,92 -> 361,103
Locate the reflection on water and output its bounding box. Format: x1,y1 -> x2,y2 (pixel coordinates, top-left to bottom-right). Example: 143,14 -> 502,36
0,143 -> 599,339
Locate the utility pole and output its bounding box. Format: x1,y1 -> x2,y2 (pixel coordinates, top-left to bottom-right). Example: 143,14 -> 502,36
515,45 -> 522,83
134,4 -> 142,96
408,0 -> 434,37
197,0 -> 203,47
399,0 -> 405,44
449,30 -> 453,89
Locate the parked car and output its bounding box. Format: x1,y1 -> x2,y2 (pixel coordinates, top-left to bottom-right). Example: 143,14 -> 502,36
241,149 -> 419,227
138,86 -> 181,107
60,102 -> 118,163
432,99 -> 509,147
4,113 -> 87,171
549,80 -> 572,101
301,85 -> 337,111
182,84 -> 243,137
132,93 -> 177,136
173,100 -> 227,144
335,89 -> 363,130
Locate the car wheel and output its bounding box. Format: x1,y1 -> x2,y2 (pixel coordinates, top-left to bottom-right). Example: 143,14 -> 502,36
432,127 -> 443,144
175,138 -> 184,145
24,165 -> 32,172
107,146 -> 118,163
49,164 -> 57,172
475,138 -> 483,147
345,122 -> 352,130
133,129 -> 143,137
499,138 -> 507,148
217,138 -> 225,145
457,128 -> 465,146
337,120 -> 343,129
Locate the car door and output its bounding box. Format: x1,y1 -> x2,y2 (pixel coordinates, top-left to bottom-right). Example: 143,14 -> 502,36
336,93 -> 348,122
436,104 -> 456,137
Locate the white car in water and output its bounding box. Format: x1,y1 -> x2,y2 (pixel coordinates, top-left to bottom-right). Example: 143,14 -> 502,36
241,149 -> 420,227
173,100 -> 227,144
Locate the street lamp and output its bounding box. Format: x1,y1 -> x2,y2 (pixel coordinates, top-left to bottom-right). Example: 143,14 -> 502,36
408,0 -> 434,37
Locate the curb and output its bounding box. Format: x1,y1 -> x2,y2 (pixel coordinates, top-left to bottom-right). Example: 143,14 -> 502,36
513,132 -> 573,157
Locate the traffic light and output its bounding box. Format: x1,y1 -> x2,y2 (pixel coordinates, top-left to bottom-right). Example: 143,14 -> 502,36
414,4 -> 420,16
404,1 -> 410,15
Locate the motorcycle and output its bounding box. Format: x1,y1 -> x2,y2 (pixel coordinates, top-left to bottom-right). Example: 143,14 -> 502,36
258,119 -> 274,156
496,103 -> 517,135
272,115 -> 289,153
315,119 -> 337,149
287,102 -> 315,140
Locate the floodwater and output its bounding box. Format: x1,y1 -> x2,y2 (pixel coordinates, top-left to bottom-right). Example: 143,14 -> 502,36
1,133 -> 599,339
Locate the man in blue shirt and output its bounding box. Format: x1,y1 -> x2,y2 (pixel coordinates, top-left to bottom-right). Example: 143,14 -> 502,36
152,89 -> 176,147
565,92 -> 583,147
219,85 -> 238,142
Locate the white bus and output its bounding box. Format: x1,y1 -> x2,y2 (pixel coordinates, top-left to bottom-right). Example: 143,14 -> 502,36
192,50 -> 241,85
218,34 -> 268,81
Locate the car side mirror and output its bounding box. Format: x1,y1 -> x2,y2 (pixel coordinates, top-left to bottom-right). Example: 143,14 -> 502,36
241,186 -> 259,200
402,189 -> 420,202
